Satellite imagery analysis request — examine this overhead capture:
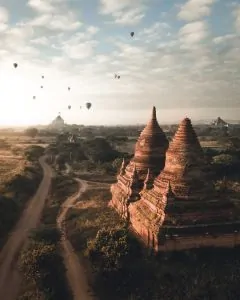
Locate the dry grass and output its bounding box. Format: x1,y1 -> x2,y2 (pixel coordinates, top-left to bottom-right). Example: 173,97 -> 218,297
0,154 -> 26,189
0,137 -> 45,189
200,140 -> 226,148
65,185 -> 124,253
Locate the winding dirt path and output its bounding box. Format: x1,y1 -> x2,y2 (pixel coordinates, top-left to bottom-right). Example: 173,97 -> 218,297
57,178 -> 96,300
0,156 -> 53,300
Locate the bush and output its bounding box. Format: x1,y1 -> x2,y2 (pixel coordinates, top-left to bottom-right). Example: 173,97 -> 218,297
24,145 -> 45,162
0,163 -> 42,247
212,154 -> 240,177
19,226 -> 72,300
87,227 -> 141,273
30,226 -> 61,245
24,127 -> 39,138
82,138 -> 119,163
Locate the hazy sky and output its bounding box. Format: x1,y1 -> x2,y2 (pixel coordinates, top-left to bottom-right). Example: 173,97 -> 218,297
0,0 -> 239,126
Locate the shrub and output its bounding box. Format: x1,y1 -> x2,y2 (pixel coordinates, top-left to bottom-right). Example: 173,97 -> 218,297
24,145 -> 45,161
24,127 -> 39,138
19,226 -> 71,300
87,227 -> 141,273
30,226 -> 61,245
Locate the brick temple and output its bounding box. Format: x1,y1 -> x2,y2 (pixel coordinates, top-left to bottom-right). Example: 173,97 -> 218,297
110,107 -> 240,251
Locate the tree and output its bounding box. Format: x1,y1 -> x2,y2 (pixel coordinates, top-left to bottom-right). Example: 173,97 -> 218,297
24,127 -> 39,138
87,227 -> 141,272
212,154 -> 240,177
82,138 -> 119,163
24,145 -> 45,161
30,226 -> 61,245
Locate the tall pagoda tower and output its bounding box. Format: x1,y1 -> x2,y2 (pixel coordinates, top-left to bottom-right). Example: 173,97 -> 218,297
109,107 -> 168,220
129,118 -> 238,251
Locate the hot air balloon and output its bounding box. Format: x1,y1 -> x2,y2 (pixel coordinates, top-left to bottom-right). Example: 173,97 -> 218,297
68,105 -> 71,110
86,102 -> 92,110
13,63 -> 18,68
130,32 -> 134,37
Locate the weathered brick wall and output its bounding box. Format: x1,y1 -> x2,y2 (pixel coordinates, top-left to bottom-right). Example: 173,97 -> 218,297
158,233 -> 240,251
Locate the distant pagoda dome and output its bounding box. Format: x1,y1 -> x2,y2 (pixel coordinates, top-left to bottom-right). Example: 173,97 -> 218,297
56,115 -> 64,121
50,113 -> 65,129
211,117 -> 228,127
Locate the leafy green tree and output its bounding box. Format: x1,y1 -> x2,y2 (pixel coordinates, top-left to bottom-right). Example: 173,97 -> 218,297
24,145 -> 45,161
212,154 -> 240,177
87,227 -> 141,272
82,138 -> 119,163
30,226 -> 61,245
24,127 -> 39,138
19,242 -> 71,299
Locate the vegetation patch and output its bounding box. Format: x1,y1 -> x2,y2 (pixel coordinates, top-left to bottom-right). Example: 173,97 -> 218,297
17,173 -> 78,300
18,226 -> 72,300
0,153 -> 42,248
41,173 -> 79,225
66,188 -> 125,253
65,185 -> 240,300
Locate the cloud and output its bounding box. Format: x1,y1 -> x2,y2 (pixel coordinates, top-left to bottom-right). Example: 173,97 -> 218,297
138,22 -> 171,43
0,22 -> 39,58
28,12 -> 81,31
62,40 -> 97,60
99,0 -> 147,25
178,0 -> 216,21
87,26 -> 100,35
0,6 -> 9,32
213,34 -> 237,44
27,0 -> 66,13
0,1 -> 239,125
30,36 -> 49,46
59,31 -> 99,60
233,5 -> 240,31
179,21 -> 208,48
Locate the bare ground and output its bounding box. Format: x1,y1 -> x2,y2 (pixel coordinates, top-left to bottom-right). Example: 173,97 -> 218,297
0,156 -> 53,300
57,178 -> 97,300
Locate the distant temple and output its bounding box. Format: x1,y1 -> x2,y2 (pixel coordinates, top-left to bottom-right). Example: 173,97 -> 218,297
211,117 -> 228,127
110,107 -> 240,252
49,114 -> 65,130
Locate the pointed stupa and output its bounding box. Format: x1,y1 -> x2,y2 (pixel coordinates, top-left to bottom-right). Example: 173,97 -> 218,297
127,106 -> 168,180
153,117 -> 213,199
143,168 -> 154,190
165,181 -> 174,198
167,118 -> 203,156
119,158 -> 126,175
131,163 -> 138,181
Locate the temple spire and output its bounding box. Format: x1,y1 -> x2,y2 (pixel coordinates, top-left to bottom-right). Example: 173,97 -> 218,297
144,168 -> 153,190
131,163 -> 138,181
152,106 -> 157,120
119,158 -> 126,175
165,181 -> 174,199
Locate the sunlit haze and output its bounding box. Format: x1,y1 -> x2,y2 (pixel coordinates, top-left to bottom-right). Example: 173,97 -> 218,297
0,0 -> 240,126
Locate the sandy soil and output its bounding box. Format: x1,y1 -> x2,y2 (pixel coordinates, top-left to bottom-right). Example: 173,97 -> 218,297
57,178 -> 97,300
0,156 -> 53,300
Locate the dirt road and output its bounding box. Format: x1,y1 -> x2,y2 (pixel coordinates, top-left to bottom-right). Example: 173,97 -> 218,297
0,156 -> 53,300
57,178 -> 96,300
